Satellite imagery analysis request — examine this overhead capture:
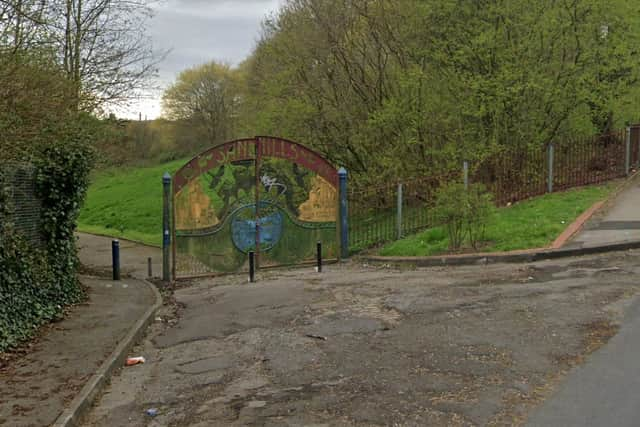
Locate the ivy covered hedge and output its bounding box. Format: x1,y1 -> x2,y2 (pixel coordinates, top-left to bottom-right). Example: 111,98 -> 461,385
0,133 -> 94,352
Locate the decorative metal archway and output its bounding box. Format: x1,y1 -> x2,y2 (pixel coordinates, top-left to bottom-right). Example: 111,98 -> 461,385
172,136 -> 340,278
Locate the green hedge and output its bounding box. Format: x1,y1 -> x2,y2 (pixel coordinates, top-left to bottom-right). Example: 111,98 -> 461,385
0,135 -> 94,352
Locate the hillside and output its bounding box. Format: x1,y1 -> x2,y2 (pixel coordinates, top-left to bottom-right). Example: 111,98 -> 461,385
78,159 -> 186,246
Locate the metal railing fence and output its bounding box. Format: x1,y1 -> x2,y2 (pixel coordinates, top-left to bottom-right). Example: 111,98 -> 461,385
347,126 -> 638,251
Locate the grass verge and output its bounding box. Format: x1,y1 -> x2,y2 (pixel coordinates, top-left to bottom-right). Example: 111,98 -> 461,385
79,160 -> 617,254
78,159 -> 186,247
379,183 -> 617,257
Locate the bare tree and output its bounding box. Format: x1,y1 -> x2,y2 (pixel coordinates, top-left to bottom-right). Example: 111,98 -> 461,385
0,0 -> 162,111
49,0 -> 161,110
0,0 -> 49,51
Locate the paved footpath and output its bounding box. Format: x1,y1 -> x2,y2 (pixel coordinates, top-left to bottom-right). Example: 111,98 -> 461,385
526,175 -> 640,426
567,175 -> 640,247
76,232 -> 162,280
0,235 -> 159,427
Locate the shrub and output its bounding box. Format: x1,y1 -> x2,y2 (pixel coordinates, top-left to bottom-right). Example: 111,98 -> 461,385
432,183 -> 468,250
0,130 -> 94,352
432,182 -> 495,251
465,184 -> 496,249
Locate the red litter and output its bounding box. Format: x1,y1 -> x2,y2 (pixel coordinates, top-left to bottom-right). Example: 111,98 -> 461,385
125,356 -> 146,366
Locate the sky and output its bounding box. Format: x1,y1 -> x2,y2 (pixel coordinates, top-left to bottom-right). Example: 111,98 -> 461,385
118,0 -> 283,120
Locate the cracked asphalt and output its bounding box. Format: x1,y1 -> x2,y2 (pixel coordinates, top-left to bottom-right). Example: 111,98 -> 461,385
83,250 -> 640,426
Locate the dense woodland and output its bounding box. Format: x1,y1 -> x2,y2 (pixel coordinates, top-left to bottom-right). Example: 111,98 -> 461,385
158,0 -> 640,188
3,0 -> 640,189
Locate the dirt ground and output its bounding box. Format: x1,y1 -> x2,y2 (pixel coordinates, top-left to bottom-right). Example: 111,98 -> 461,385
83,250 -> 640,426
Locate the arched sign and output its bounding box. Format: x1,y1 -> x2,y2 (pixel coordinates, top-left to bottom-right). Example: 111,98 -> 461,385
172,136 -> 339,277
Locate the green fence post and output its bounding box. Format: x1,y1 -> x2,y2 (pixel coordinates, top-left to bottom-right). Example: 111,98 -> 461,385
339,168 -> 349,259
162,172 -> 171,282
396,183 -> 403,240
547,144 -> 554,193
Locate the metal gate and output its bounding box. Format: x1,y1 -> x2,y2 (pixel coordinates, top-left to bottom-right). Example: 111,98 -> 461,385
172,137 -> 339,278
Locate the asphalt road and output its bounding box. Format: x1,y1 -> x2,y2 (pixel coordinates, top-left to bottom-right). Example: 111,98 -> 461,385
527,285 -> 640,427
81,250 -> 640,426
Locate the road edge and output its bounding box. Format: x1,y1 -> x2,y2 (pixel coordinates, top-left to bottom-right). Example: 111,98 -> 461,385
75,230 -> 161,249
363,240 -> 640,267
52,278 -> 163,427
555,170 -> 640,248
550,200 -> 605,249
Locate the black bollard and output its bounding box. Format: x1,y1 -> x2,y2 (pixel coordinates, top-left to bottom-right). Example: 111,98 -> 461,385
147,257 -> 153,278
316,241 -> 322,273
112,239 -> 120,281
248,251 -> 255,283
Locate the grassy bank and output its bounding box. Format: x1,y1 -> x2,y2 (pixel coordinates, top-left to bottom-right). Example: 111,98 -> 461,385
380,183 -> 616,256
79,159 -> 617,253
78,159 -> 186,246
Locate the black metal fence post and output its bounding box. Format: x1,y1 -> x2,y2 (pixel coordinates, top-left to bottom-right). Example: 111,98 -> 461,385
112,239 -> 120,281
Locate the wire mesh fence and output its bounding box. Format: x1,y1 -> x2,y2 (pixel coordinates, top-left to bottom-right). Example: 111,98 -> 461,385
347,126 -> 637,251
0,162 -> 44,248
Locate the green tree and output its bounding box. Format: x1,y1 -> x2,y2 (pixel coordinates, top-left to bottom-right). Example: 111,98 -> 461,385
239,0 -> 640,187
0,50 -> 77,160
162,61 -> 243,151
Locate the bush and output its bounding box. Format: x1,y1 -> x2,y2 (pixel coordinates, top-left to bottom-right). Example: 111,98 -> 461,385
432,183 -> 468,250
0,131 -> 94,352
432,182 -> 495,251
465,184 -> 496,249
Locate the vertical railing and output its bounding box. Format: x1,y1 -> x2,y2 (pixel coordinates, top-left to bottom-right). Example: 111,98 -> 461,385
162,172 -> 171,282
547,143 -> 554,193
463,161 -> 469,190
343,126 -> 637,253
625,126 -> 631,176
339,167 -> 349,259
396,183 -> 403,240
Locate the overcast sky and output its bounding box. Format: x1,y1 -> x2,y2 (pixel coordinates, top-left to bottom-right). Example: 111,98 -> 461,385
119,0 -> 283,120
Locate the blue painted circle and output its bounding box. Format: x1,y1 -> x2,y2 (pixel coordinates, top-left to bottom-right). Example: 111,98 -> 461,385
231,203 -> 283,253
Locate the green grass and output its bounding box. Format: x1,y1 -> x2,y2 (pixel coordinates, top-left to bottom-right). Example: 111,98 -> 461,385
78,159 -> 187,246
379,183 -> 617,256
79,159 -> 617,254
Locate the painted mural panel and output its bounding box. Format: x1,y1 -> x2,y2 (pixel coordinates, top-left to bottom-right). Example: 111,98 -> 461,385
173,137 -> 338,277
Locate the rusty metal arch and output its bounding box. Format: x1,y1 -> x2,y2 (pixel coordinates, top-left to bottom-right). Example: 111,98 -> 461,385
174,137 -> 338,192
